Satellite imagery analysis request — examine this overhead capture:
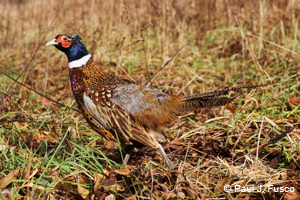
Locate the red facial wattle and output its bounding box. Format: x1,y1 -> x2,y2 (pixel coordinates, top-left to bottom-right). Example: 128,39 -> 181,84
56,35 -> 72,48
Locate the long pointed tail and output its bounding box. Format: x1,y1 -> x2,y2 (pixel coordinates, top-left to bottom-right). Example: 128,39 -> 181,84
181,84 -> 268,111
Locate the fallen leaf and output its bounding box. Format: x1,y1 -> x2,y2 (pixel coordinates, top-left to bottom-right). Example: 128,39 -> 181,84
22,165 -> 30,180
67,126 -> 77,140
30,131 -> 58,143
177,192 -> 185,198
236,194 -> 250,200
214,177 -> 234,195
104,181 -> 126,192
225,103 -> 236,114
183,187 -> 199,198
2,188 -> 23,199
66,176 -> 87,185
94,172 -> 107,193
78,184 -> 90,199
284,188 -> 300,200
127,195 -> 137,200
269,152 -> 281,169
0,145 -> 9,151
104,138 -> 118,149
105,194 -> 115,200
0,168 -> 20,190
212,143 -> 230,156
113,168 -> 130,176
103,166 -> 113,177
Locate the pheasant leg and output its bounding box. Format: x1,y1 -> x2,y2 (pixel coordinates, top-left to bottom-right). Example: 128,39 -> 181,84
124,145 -> 134,165
158,144 -> 175,171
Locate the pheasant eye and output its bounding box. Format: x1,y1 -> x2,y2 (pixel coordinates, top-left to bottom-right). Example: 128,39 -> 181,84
59,35 -> 71,48
62,36 -> 68,41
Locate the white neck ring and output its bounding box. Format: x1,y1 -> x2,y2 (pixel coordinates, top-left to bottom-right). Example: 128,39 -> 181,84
68,54 -> 91,69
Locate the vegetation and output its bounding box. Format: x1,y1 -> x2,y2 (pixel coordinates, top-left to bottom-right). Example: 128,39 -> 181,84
0,0 -> 299,199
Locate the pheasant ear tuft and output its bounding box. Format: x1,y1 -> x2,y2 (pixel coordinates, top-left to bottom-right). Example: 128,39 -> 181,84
75,35 -> 82,41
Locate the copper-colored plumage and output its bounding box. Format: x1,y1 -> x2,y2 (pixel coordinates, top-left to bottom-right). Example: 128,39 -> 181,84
47,34 -> 267,171
71,58 -> 265,170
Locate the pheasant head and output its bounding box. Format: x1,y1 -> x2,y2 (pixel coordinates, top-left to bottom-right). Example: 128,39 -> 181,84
46,34 -> 91,68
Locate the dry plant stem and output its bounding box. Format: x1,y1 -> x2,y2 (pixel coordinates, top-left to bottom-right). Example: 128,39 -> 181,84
2,72 -> 80,113
117,62 -> 136,82
145,46 -> 185,87
256,116 -> 264,166
0,91 -> 2,116
124,154 -> 130,165
43,48 -> 50,106
26,134 -> 33,200
233,126 -> 290,163
150,166 -> 154,200
6,39 -> 43,93
232,120 -> 251,151
259,0 -> 265,57
0,119 -> 78,125
184,142 -> 190,164
135,6 -> 151,84
245,32 -> 297,54
6,4 -> 60,93
172,141 -> 211,159
236,18 -> 270,82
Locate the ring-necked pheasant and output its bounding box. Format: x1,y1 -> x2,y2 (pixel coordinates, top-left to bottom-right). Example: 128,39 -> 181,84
46,34 -> 266,171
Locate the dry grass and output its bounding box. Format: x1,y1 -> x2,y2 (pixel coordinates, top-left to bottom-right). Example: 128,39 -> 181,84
0,0 -> 300,199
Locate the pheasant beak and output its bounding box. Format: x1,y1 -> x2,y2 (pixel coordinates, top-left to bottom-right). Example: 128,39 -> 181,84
46,39 -> 58,46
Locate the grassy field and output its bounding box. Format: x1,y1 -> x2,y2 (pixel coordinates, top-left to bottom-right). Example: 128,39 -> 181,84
0,0 -> 300,199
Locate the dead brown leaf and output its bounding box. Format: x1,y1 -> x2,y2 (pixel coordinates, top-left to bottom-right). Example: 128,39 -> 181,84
214,177 -> 234,195
103,166 -> 113,177
22,165 -> 30,180
225,103 -> 236,114
0,168 -> 20,190
284,189 -> 300,200
1,188 -> 23,199
13,121 -> 27,129
34,131 -> 58,143
77,184 -> 90,199
113,168 -> 130,176
105,194 -> 115,200
105,182 -> 126,192
104,138 -> 118,149
94,172 -> 107,193
126,195 -> 137,200
269,152 -> 281,169
66,176 -> 87,185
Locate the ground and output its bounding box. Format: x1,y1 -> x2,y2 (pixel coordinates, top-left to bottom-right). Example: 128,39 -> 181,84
0,0 -> 300,199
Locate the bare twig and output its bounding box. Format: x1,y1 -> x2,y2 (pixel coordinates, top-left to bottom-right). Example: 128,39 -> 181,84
1,72 -> 80,113
268,127 -> 294,144
44,47 -> 50,106
144,46 -> 185,87
0,119 -> 81,125
6,39 -> 44,93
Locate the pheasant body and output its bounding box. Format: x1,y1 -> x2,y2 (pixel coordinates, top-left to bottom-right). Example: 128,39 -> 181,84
69,58 -> 182,147
47,34 -> 266,171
